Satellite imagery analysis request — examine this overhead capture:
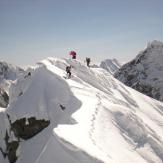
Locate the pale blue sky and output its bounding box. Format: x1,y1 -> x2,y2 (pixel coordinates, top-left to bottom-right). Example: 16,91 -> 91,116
0,0 -> 163,66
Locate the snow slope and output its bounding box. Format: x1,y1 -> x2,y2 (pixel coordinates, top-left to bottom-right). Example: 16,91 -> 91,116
115,40 -> 163,102
100,59 -> 121,74
0,57 -> 163,163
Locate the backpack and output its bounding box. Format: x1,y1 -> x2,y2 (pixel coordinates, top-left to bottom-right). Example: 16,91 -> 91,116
86,58 -> 90,62
66,66 -> 71,72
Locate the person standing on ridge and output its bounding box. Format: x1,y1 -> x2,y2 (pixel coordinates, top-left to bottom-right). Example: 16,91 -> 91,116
69,51 -> 77,59
66,65 -> 72,79
86,57 -> 91,67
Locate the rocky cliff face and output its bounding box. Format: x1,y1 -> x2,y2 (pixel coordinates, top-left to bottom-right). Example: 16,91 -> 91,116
0,114 -> 50,163
0,89 -> 9,108
115,40 -> 163,102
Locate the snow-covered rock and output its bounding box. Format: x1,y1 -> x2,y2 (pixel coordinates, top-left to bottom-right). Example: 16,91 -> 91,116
0,61 -> 24,108
0,57 -> 163,163
0,61 -> 24,84
100,58 -> 121,74
0,89 -> 9,108
115,40 -> 163,102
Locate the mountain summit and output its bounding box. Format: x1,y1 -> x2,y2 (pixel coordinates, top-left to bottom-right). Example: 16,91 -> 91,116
0,57 -> 163,163
115,40 -> 163,102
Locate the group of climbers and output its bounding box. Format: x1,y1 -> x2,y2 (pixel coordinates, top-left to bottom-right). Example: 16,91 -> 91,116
66,51 -> 91,79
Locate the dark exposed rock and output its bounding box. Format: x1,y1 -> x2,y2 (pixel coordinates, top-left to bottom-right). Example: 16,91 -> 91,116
24,72 -> 31,78
11,117 -> 50,140
59,104 -> 66,111
18,92 -> 23,97
0,147 -> 7,158
132,82 -> 160,99
2,131 -> 20,163
7,141 -> 19,163
0,116 -> 50,163
0,89 -> 9,108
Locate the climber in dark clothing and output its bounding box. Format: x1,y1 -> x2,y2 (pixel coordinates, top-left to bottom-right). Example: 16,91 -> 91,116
66,66 -> 72,79
86,57 -> 91,67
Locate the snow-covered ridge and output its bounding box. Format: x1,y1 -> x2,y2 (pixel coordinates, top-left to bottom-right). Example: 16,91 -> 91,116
115,40 -> 163,102
0,57 -> 163,163
100,59 -> 121,74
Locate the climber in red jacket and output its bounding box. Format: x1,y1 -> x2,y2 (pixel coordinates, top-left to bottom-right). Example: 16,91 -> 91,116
69,51 -> 77,59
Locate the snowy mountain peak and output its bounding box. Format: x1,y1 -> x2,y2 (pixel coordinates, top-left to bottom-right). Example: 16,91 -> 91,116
100,58 -> 121,74
147,40 -> 163,48
0,57 -> 163,163
0,61 -> 24,82
0,61 -> 24,108
115,40 -> 163,102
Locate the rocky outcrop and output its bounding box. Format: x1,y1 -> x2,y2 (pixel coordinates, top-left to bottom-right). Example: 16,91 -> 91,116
11,117 -> 50,140
0,89 -> 9,108
0,130 -> 19,163
0,115 -> 50,163
115,40 -> 163,102
4,131 -> 19,163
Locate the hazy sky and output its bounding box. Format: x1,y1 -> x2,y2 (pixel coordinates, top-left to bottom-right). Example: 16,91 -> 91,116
1,0 -> 163,66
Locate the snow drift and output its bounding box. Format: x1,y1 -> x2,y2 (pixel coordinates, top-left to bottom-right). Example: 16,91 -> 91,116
0,57 -> 163,163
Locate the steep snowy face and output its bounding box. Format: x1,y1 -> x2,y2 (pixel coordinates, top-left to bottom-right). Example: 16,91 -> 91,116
100,59 -> 121,74
115,40 -> 163,102
0,57 -> 163,163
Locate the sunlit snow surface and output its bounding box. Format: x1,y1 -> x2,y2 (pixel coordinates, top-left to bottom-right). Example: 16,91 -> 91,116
1,58 -> 163,163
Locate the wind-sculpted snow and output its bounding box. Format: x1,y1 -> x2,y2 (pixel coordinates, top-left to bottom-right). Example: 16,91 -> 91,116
113,110 -> 163,159
0,57 -> 163,163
